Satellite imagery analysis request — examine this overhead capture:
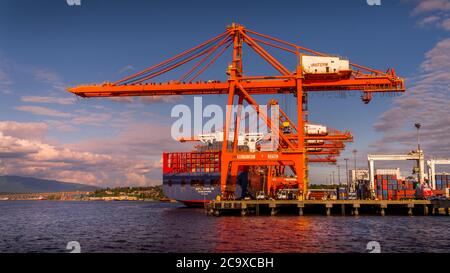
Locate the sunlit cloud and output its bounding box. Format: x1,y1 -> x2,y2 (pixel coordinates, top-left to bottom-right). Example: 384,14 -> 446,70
140,95 -> 183,104
0,121 -> 48,140
71,112 -> 112,126
412,0 -> 450,15
21,95 -> 75,105
411,0 -> 450,31
117,64 -> 135,74
441,17 -> 450,29
69,122 -> 188,157
0,122 -> 161,187
15,105 -> 73,118
371,38 -> 450,157
417,15 -> 441,27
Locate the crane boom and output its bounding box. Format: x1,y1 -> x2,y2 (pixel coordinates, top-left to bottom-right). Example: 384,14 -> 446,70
68,76 -> 403,98
68,24 -> 404,102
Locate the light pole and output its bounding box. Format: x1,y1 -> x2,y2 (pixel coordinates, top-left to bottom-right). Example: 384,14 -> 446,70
415,123 -> 421,152
352,149 -> 357,191
415,123 -> 422,183
344,158 -> 349,190
332,171 -> 335,186
337,164 -> 341,185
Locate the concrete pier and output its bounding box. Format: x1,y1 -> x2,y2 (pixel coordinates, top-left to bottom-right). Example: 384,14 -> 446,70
206,200 -> 450,217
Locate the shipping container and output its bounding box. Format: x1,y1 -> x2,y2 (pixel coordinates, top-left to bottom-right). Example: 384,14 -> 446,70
163,151 -> 221,174
374,176 -> 416,200
301,56 -> 350,74
435,174 -> 450,190
375,168 -> 401,178
305,123 -> 327,135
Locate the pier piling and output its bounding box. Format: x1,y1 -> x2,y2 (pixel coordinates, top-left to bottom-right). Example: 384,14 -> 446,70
353,204 -> 360,216
326,204 -> 332,216
298,203 -> 304,216
380,203 -> 387,216
423,205 -> 429,216
408,203 -> 414,216
270,203 -> 277,216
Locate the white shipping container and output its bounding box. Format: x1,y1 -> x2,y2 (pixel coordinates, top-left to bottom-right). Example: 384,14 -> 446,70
375,168 -> 401,178
306,140 -> 325,145
305,123 -> 327,135
350,169 -> 370,182
198,132 -> 245,146
301,55 -> 350,74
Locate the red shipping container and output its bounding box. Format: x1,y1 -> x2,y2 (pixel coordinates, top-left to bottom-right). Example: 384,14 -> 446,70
433,190 -> 444,196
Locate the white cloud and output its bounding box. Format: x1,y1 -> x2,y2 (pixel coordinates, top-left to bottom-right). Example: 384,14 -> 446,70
410,0 -> 450,31
412,0 -> 450,15
71,112 -> 112,126
0,121 -> 48,140
441,17 -> 450,30
140,95 -> 183,104
117,65 -> 135,74
108,97 -> 134,103
21,96 -> 75,105
70,122 -> 188,157
0,125 -> 161,187
15,105 -> 73,118
33,69 -> 66,91
371,38 -> 450,158
421,38 -> 450,71
45,120 -> 78,132
417,15 -> 441,27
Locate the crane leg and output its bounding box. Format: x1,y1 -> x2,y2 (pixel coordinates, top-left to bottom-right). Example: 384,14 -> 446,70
220,158 -> 230,199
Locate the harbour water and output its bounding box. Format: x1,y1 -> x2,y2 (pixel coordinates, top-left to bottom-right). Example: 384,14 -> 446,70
0,201 -> 448,253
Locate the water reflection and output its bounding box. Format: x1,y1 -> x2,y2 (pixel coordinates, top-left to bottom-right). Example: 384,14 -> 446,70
0,201 -> 449,253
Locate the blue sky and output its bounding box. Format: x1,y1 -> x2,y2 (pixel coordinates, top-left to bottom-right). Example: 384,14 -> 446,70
0,0 -> 449,186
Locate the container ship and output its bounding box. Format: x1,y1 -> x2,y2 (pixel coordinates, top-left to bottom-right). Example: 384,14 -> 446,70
162,150 -> 267,207
162,124 -> 331,206
163,123 -> 329,207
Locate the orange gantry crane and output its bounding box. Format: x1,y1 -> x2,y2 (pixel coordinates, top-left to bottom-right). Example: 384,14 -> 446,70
68,23 -> 405,199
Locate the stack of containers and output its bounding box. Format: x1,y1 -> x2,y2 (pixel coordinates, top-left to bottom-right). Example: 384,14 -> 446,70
375,169 -> 417,200
435,173 -> 450,190
387,175 -> 398,200
396,180 -> 416,199
375,174 -> 382,199
375,174 -> 395,200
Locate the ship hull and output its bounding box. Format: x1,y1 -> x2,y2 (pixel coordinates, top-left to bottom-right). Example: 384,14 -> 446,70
163,172 -> 246,207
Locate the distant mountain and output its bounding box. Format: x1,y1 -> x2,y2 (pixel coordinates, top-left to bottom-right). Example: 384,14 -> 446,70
0,176 -> 99,194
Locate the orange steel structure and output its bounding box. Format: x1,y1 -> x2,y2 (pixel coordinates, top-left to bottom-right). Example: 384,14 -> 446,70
68,23 -> 405,199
